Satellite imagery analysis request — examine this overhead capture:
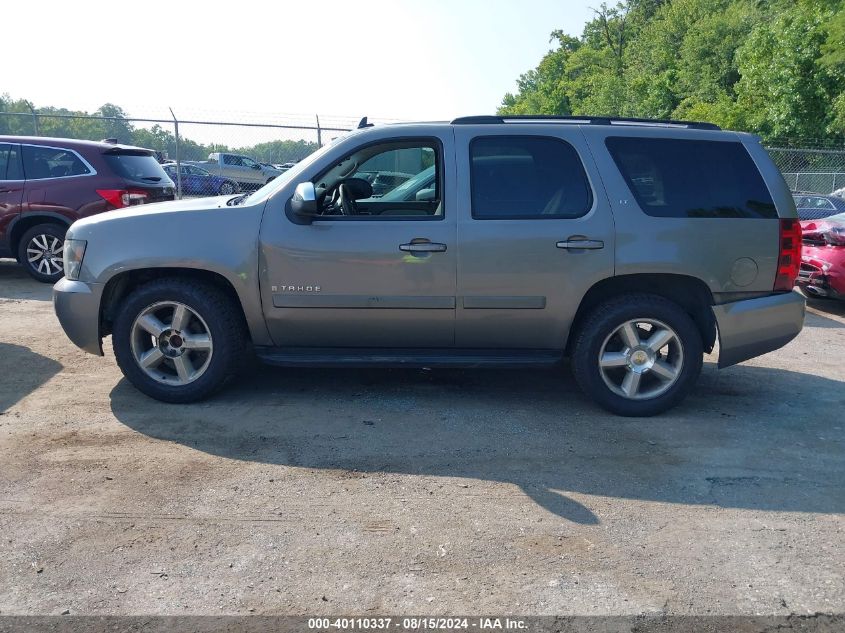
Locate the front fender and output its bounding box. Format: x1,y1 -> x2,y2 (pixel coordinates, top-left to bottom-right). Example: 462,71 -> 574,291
67,201 -> 272,346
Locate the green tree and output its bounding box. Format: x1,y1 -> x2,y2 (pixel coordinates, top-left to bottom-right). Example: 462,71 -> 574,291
498,0 -> 845,142
734,1 -> 840,140
499,32 -> 580,115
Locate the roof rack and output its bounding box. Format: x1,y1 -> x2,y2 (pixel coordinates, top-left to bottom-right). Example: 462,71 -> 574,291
450,114 -> 720,131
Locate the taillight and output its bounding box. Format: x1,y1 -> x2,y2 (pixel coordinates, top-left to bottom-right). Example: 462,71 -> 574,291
774,218 -> 802,291
96,189 -> 149,209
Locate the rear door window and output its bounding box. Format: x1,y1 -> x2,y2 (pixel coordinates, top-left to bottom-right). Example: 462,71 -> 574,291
469,136 -> 592,219
0,143 -> 23,180
605,137 -> 777,218
22,145 -> 92,180
103,152 -> 169,182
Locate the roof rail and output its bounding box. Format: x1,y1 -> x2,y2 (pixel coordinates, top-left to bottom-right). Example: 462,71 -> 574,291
450,114 -> 720,131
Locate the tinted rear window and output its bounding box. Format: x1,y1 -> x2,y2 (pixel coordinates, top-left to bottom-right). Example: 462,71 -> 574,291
605,137 -> 777,219
103,152 -> 169,182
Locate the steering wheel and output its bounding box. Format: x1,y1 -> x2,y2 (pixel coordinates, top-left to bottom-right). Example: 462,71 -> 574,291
338,183 -> 357,216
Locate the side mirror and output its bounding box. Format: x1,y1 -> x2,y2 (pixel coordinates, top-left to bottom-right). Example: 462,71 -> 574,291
251,163 -> 261,170
415,188 -> 436,202
291,181 -> 318,217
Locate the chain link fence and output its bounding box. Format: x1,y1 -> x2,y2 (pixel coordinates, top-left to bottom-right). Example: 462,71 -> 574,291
0,110 -> 372,198
3,109 -> 845,198
766,146 -> 845,195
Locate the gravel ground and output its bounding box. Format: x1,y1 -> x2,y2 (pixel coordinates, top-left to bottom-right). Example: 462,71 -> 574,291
0,258 -> 843,616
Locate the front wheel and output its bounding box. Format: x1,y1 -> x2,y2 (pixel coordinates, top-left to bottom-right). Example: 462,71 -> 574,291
571,294 -> 703,416
112,279 -> 248,403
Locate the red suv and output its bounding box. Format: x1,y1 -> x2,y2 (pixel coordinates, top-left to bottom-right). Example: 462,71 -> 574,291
0,137 -> 175,282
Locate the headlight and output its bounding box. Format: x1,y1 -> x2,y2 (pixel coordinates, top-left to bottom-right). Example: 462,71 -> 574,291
63,239 -> 87,280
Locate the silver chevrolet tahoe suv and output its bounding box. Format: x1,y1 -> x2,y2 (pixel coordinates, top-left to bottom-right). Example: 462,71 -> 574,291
53,115 -> 806,416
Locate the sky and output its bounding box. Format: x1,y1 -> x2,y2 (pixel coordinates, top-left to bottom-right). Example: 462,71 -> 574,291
3,0 -> 596,124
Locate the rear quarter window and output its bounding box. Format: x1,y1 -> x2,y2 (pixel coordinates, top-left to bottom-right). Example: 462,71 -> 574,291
22,145 -> 92,180
605,137 -> 777,219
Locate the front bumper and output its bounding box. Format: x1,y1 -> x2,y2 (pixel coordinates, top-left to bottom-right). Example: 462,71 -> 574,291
52,278 -> 105,356
713,290 -> 805,368
796,252 -> 845,299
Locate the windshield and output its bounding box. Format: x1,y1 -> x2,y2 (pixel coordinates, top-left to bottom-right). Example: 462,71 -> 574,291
379,165 -> 436,201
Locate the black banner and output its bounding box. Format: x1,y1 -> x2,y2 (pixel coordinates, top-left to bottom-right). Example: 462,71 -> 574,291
0,615 -> 842,633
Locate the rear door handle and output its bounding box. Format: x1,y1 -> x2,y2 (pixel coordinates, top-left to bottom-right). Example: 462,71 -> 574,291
556,239 -> 604,250
400,241 -> 447,253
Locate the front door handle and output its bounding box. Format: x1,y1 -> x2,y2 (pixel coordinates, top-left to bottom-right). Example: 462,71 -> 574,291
400,240 -> 447,253
556,238 -> 604,250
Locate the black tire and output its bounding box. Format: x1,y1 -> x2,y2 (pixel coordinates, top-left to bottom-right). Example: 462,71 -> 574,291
218,180 -> 237,195
112,278 -> 248,403
17,223 -> 67,283
571,293 -> 703,417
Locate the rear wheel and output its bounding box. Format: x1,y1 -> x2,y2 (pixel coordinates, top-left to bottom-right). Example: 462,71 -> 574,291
571,294 -> 703,416
218,180 -> 237,195
112,279 -> 248,403
18,223 -> 66,283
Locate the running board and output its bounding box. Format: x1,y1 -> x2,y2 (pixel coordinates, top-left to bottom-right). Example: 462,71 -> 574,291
254,347 -> 564,368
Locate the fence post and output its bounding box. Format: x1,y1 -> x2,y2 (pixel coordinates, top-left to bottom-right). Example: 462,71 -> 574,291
316,114 -> 322,147
28,104 -> 39,136
169,107 -> 183,200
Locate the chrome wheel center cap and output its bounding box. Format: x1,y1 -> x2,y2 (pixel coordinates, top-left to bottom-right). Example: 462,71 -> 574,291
627,347 -> 655,373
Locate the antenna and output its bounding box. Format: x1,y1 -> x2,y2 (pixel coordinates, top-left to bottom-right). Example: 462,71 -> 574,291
357,116 -> 374,129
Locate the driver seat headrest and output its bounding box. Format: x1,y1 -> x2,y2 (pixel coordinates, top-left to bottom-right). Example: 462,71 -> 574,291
340,177 -> 373,200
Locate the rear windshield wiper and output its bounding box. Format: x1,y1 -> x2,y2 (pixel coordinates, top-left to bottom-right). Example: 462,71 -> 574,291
140,176 -> 162,182
227,194 -> 249,206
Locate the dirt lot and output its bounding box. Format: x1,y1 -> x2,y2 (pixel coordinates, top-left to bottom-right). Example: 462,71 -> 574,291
0,258 -> 843,616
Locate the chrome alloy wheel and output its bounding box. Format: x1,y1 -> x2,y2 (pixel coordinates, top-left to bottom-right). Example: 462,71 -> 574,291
598,318 -> 684,400
129,301 -> 213,385
26,234 -> 63,277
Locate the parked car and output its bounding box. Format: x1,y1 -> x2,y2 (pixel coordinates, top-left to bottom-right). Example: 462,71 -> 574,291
797,212 -> 845,299
0,136 -> 175,282
792,192 -> 845,220
162,163 -> 239,196
365,165 -> 437,202
188,152 -> 281,191
53,115 -> 805,416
